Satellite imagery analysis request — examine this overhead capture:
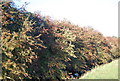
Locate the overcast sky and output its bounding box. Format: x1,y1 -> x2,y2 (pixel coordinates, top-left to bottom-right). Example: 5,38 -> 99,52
14,0 -> 119,37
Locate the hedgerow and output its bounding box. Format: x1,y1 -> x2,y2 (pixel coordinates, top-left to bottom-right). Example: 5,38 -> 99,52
1,1 -> 119,80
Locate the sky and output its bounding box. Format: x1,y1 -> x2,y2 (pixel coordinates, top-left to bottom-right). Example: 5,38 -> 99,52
14,0 -> 119,37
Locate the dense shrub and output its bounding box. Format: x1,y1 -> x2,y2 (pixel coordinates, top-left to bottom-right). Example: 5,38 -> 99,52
1,1 -> 119,80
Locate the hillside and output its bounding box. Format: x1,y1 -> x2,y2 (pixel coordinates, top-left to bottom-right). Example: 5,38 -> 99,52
1,1 -> 119,80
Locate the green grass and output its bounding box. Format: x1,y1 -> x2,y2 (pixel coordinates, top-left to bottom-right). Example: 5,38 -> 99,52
80,59 -> 119,79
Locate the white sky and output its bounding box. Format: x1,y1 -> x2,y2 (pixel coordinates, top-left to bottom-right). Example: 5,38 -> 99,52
14,0 -> 119,37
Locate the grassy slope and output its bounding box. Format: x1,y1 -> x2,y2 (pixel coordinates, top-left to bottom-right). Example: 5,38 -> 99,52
80,59 -> 119,79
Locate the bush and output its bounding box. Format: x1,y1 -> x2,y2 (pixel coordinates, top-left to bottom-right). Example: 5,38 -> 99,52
1,1 -> 119,80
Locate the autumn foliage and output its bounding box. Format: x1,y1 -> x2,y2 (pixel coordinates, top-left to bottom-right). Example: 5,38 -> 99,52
1,1 -> 119,80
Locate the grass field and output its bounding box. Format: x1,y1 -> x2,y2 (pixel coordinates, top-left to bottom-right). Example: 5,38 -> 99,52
79,59 -> 119,79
